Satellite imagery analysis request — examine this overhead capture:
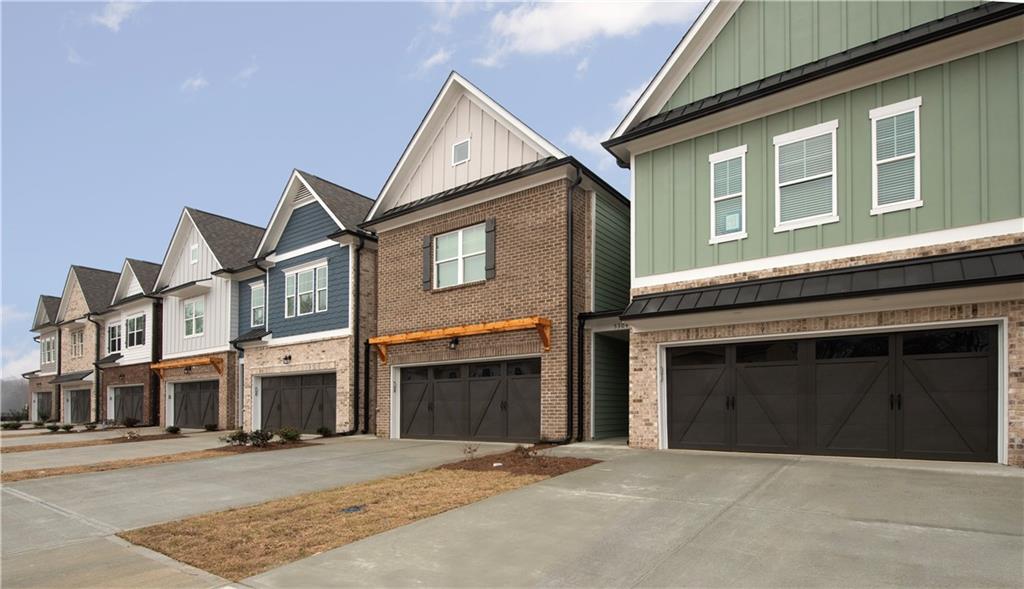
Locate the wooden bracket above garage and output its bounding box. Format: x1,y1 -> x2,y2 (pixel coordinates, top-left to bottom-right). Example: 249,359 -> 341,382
369,316 -> 553,364
150,356 -> 224,377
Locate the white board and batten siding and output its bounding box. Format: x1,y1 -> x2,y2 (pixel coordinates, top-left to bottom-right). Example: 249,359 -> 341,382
124,274 -> 144,298
395,94 -> 545,208
162,223 -> 234,358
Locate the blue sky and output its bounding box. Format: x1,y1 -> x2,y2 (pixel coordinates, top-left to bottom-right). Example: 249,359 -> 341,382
1,1 -> 703,377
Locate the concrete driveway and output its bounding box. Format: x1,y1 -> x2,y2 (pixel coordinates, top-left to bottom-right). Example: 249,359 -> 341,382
1,431 -> 228,471
1,437 -> 510,588
248,445 -> 1024,588
1,426 -> 168,448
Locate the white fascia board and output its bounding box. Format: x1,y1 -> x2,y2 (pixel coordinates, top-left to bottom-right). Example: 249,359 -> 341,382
110,259 -> 136,306
153,209 -> 224,288
255,171 -> 347,259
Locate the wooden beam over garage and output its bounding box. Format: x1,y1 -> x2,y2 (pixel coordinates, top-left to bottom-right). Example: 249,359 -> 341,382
150,356 -> 224,377
369,316 -> 552,364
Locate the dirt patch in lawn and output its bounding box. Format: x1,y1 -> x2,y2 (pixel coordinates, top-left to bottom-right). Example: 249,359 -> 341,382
0,442 -> 314,483
2,433 -> 185,454
119,450 -> 598,581
440,447 -> 598,477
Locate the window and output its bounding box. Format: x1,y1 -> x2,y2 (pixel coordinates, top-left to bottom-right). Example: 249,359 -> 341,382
107,324 -> 122,354
452,139 -> 470,166
41,337 -> 55,364
126,314 -> 145,347
285,263 -> 327,318
189,244 -> 199,264
773,120 -> 839,231
184,297 -> 204,337
870,97 -> 921,215
70,330 -> 84,357
250,282 -> 265,327
709,145 -> 747,243
434,223 -> 485,289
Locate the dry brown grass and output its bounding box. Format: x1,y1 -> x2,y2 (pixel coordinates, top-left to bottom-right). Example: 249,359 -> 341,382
119,452 -> 596,581
0,443 -> 312,483
2,433 -> 183,454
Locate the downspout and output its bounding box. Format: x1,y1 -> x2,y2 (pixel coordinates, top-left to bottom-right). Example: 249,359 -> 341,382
86,314 -> 103,423
559,164 -> 583,443
339,235 -> 365,436
230,338 -> 246,430
577,314 -> 586,442
363,340 -> 371,433
54,329 -> 62,421
151,298 -> 162,426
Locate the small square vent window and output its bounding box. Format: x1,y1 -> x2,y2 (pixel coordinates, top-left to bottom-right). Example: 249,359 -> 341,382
452,139 -> 470,166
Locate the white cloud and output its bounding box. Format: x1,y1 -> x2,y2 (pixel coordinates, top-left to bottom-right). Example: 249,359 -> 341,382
180,75 -> 209,93
567,125 -> 615,159
91,2 -> 142,33
67,47 -> 85,65
1,347 -> 38,380
233,63 -> 259,85
575,56 -> 590,77
614,84 -> 646,116
478,1 -> 704,67
420,48 -> 452,72
429,1 -> 473,34
0,305 -> 31,325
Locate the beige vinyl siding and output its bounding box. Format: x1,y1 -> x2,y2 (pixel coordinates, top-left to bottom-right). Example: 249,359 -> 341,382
396,93 -> 544,207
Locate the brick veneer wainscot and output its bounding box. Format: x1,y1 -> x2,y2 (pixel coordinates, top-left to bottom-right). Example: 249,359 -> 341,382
159,351 -> 237,430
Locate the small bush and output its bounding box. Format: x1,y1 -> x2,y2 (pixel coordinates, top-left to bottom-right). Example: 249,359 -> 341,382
1,407 -> 28,422
165,426 -> 181,434
123,417 -> 140,428
316,426 -> 332,438
33,421 -> 44,427
60,424 -> 74,432
277,427 -> 301,443
513,445 -> 539,459
1,422 -> 23,430
45,424 -> 59,432
84,424 -> 97,431
221,429 -> 250,446
45,418 -> 59,424
123,430 -> 141,440
249,429 -> 273,448
204,423 -> 218,432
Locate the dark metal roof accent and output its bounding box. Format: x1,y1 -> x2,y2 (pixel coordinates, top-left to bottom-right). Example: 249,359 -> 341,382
295,170 -> 375,230
96,353 -> 123,365
156,279 -> 212,296
72,266 -> 122,314
232,327 -> 269,344
362,156 -> 627,228
622,244 -> 1024,321
604,2 -> 1024,159
185,207 -> 265,271
50,370 -> 94,384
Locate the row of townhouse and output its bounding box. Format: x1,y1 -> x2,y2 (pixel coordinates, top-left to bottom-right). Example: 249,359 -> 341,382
23,0 -> 1024,466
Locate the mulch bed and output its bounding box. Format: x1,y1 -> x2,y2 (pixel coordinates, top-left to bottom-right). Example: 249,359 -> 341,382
2,433 -> 185,454
440,447 -> 599,477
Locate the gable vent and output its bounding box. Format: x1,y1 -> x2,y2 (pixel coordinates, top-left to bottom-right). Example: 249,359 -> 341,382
293,182 -> 314,207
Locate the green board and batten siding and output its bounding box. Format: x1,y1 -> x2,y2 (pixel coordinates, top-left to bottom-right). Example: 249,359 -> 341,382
664,0 -> 985,111
634,41 -> 1023,277
592,334 -> 629,439
593,191 -> 630,311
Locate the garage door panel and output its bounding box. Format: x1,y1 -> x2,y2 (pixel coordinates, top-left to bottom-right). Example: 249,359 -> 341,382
668,365 -> 729,449
507,376 -> 541,441
735,364 -> 800,452
114,386 -> 144,424
400,380 -> 432,438
70,390 -> 90,423
815,359 -> 891,455
469,378 -> 505,440
262,373 -> 335,434
434,380 -> 468,439
175,381 -> 218,429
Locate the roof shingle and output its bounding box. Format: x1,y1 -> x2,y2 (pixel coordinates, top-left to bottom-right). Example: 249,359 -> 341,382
185,208 -> 265,271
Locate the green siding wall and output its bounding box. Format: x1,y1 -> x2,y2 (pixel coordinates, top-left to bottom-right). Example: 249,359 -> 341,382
664,0 -> 984,111
592,333 -> 628,439
593,192 -> 630,311
635,42 -> 1023,277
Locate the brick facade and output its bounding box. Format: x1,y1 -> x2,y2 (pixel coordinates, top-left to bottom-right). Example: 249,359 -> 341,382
159,351 -> 237,430
99,363 -> 158,425
27,375 -> 58,421
58,278 -> 101,422
374,178 -> 592,441
628,234 -> 1024,465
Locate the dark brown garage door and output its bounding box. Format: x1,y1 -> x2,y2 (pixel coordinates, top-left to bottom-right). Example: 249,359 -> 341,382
261,373 -> 336,434
400,358 -> 541,442
69,389 -> 91,423
667,326 -> 997,462
35,392 -> 52,421
113,386 -> 144,425
174,381 -> 218,429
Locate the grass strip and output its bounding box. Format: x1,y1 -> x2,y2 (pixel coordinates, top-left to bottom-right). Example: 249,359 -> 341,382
120,449 -> 598,581
2,433 -> 185,454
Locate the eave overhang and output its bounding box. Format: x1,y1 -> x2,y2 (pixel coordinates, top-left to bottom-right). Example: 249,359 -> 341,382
158,279 -> 213,299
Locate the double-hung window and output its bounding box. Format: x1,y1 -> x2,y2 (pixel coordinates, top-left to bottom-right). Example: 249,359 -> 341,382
285,262 -> 327,318
107,324 -> 122,354
870,97 -> 921,214
126,314 -> 145,347
709,145 -> 747,243
250,282 -> 265,327
41,337 -> 55,364
184,297 -> 204,337
434,223 -> 485,289
189,244 -> 199,264
70,330 -> 84,357
773,120 -> 839,232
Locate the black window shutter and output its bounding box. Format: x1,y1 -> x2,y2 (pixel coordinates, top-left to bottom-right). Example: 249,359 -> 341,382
485,217 -> 496,280
422,235 -> 432,290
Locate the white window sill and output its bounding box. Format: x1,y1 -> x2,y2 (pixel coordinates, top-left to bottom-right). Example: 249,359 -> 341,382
183,333 -> 204,339
870,200 -> 923,216
708,232 -> 747,245
774,215 -> 840,233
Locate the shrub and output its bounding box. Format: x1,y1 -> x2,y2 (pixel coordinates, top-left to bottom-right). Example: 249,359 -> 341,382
249,429 -> 273,448
204,423 -> 218,432
1,422 -> 23,430
1,407 -> 28,422
123,417 -> 140,428
123,430 -> 140,440
277,427 -> 301,443
60,424 -> 73,432
33,421 -> 43,427
45,418 -> 59,424
84,424 -> 97,431
221,429 -> 250,446
165,426 -> 181,434
316,426 -> 332,438
45,424 -> 59,432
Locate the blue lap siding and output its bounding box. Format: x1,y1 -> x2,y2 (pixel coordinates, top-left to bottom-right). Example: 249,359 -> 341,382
276,203 -> 339,253
237,277 -> 266,333
269,246 -> 349,337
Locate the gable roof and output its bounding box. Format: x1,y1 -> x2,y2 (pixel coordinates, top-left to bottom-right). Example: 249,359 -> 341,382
55,265 -> 121,320
32,295 -> 62,330
126,259 -> 162,294
254,170 -> 374,258
154,207 -> 265,287
366,71 -> 566,222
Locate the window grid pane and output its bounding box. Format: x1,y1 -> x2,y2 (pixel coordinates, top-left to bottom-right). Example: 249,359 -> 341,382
779,176 -> 833,223
714,196 -> 743,235
877,157 -> 915,205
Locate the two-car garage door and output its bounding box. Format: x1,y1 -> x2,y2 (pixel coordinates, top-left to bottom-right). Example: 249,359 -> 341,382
667,326 -> 997,462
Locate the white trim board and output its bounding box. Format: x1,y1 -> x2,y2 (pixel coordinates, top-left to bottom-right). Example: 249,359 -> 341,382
254,170 -> 350,259
632,217 -> 1024,289
265,240 -> 339,264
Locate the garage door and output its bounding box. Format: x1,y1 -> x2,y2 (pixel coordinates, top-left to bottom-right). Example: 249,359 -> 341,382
261,373 -> 336,434
400,358 -> 541,442
69,390 -> 90,423
667,326 -> 997,462
34,392 -> 52,421
174,381 -> 218,429
113,386 -> 144,425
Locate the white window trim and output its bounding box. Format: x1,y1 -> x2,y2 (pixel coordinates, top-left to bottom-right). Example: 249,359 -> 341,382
870,96 -> 923,216
41,336 -> 56,364
183,296 -> 205,339
708,145 -> 748,245
451,138 -> 471,166
125,313 -> 145,348
250,282 -> 266,327
189,243 -> 199,264
71,330 -> 84,358
107,323 -> 122,354
773,119 -> 840,233
433,223 -> 486,289
284,260 -> 328,318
